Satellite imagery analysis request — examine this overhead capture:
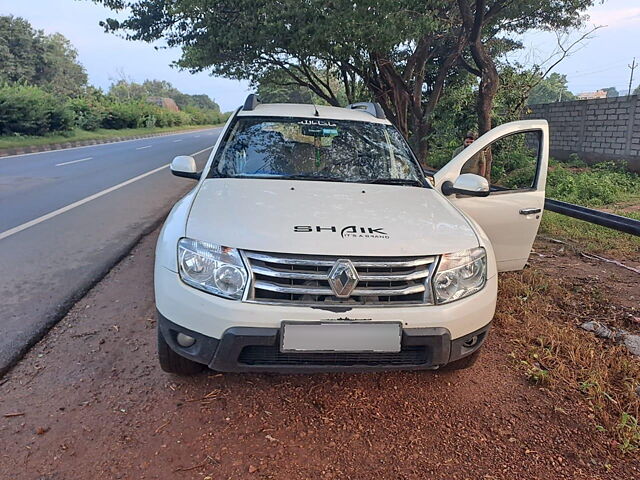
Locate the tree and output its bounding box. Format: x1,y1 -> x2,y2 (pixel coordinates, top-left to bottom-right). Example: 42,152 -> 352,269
0,15 -> 88,97
188,94 -> 221,112
107,78 -> 221,112
635,85 -> 640,95
255,69 -> 352,105
601,87 -> 619,98
94,0 -> 596,162
96,0 -> 464,160
527,73 -> 575,104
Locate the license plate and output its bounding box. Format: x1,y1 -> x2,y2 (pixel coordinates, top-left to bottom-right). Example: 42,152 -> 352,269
281,322 -> 402,353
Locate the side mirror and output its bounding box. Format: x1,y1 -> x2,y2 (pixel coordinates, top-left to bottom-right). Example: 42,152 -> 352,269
170,155 -> 199,180
441,173 -> 490,197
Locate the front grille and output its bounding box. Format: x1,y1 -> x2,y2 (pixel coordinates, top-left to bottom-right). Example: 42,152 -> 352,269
238,345 -> 429,366
243,251 -> 437,306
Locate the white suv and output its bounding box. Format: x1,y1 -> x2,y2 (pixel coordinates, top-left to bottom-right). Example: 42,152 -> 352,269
154,95 -> 548,374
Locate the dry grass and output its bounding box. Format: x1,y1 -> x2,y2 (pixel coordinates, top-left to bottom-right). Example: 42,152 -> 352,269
540,211 -> 640,260
496,268 -> 640,453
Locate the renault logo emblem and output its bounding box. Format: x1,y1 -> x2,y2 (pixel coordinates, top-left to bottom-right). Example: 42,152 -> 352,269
328,259 -> 359,298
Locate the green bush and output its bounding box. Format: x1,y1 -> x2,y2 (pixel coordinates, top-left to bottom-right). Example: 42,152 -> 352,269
0,84 -> 74,135
67,98 -> 105,131
546,163 -> 640,206
0,82 -> 222,139
101,102 -> 142,129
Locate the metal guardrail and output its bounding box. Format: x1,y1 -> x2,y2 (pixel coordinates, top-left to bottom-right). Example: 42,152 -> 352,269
544,198 -> 640,237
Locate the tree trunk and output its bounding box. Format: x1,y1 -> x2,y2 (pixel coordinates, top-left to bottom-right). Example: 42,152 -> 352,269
470,40 -> 499,182
457,0 -> 500,182
409,119 -> 431,168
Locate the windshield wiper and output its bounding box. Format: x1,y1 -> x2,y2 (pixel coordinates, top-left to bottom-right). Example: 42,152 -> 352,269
230,174 -> 345,182
274,174 -> 345,182
367,178 -> 424,187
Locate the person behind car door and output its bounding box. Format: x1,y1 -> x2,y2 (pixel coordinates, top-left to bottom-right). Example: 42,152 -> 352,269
452,131 -> 487,178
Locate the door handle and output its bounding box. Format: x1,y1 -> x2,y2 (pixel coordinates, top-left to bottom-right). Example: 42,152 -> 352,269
519,208 -> 542,215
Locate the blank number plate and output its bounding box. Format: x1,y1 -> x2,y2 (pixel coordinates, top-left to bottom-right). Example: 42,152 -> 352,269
281,322 -> 402,353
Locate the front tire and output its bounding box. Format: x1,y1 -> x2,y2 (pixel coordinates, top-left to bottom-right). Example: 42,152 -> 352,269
157,328 -> 205,375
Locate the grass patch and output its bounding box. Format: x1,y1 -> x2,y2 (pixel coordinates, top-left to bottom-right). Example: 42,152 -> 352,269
539,160 -> 640,257
540,210 -> 640,259
546,161 -> 640,207
0,125 -> 220,150
497,268 -> 640,453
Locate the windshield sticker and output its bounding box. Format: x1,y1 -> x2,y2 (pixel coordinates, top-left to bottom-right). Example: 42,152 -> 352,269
297,120 -> 337,127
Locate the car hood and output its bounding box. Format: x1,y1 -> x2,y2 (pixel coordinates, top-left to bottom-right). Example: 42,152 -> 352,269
186,179 -> 478,256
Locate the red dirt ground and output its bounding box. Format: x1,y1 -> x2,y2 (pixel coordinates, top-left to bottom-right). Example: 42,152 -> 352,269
1,231 -> 638,479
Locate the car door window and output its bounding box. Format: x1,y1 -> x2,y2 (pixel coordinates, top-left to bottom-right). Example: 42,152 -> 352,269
485,131 -> 542,191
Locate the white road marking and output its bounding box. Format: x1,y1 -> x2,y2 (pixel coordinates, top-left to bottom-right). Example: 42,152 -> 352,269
0,146 -> 213,242
56,157 -> 93,167
136,145 -> 152,150
173,139 -> 183,142
0,128 -> 219,160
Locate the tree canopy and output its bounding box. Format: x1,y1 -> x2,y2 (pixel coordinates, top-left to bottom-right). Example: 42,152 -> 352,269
108,79 -> 221,112
0,15 -> 88,97
527,73 -> 575,104
94,0 -> 596,161
601,86 -> 619,98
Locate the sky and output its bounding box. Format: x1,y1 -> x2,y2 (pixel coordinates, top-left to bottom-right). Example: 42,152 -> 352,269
0,0 -> 251,111
1,0 -> 639,110
513,0 -> 640,95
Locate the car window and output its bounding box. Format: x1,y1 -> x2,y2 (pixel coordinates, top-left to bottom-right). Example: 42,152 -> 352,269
209,117 -> 424,185
486,131 -> 542,191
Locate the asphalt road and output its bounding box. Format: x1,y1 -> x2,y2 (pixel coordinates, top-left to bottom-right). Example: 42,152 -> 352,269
0,128 -> 222,375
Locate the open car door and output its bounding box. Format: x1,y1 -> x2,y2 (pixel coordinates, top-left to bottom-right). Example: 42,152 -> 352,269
433,120 -> 549,272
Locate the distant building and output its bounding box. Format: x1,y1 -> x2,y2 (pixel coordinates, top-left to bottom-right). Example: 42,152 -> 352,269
576,90 -> 607,100
147,97 -> 180,112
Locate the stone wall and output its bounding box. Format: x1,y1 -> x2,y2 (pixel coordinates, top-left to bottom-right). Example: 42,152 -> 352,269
525,95 -> 640,172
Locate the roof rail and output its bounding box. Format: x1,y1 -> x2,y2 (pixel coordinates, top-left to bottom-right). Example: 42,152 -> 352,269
243,94 -> 259,111
346,102 -> 386,119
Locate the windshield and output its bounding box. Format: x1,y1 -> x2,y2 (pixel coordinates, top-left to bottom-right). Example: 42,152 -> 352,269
209,117 -> 425,186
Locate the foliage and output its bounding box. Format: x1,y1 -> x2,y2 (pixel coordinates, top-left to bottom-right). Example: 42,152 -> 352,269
601,86 -> 619,98
422,72 -> 477,169
101,101 -> 144,129
93,0 -> 597,161
0,84 -> 74,135
0,84 -> 224,137
527,73 -> 575,105
540,210 -> 640,258
424,65 -> 537,170
255,69 -> 351,105
546,162 -> 640,207
498,268 -> 640,455
107,79 -> 221,112
0,16 -> 224,140
0,15 -> 88,97
67,97 -> 106,130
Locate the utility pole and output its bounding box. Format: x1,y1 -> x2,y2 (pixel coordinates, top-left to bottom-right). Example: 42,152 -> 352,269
629,57 -> 637,96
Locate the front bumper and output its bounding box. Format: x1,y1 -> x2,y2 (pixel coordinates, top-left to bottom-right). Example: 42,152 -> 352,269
158,312 -> 491,373
155,265 -> 497,340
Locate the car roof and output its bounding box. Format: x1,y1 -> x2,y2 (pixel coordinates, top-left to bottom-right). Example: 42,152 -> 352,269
236,103 -> 392,125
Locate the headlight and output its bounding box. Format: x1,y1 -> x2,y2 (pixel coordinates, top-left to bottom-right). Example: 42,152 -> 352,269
433,247 -> 486,304
178,238 -> 248,300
